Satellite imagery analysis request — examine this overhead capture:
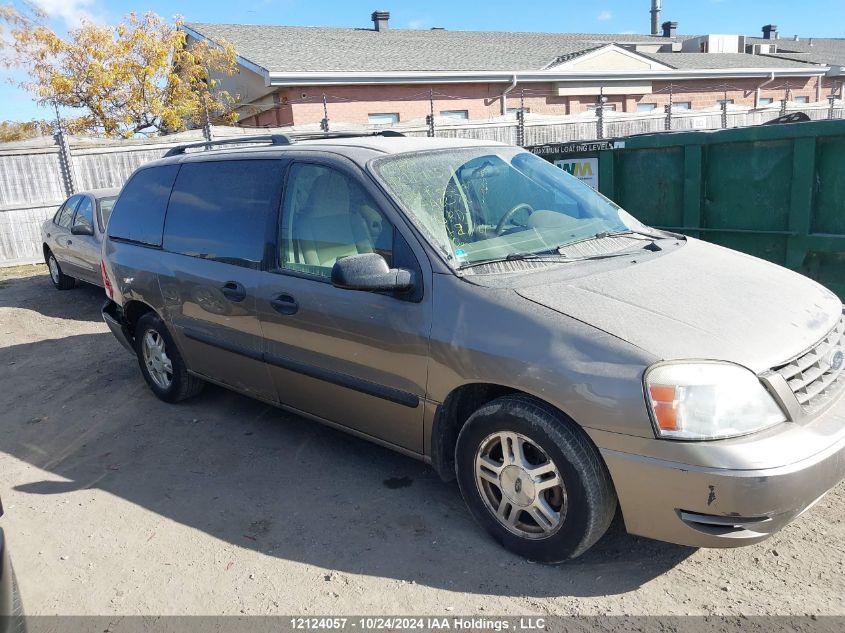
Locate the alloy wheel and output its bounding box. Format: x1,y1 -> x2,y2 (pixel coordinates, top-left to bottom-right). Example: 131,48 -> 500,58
141,329 -> 173,390
474,431 -> 567,539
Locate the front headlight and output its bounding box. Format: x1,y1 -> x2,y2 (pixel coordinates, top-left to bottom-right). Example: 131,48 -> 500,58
644,362 -> 786,440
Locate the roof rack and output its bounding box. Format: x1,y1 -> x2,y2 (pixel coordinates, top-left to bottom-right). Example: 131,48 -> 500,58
163,134 -> 293,157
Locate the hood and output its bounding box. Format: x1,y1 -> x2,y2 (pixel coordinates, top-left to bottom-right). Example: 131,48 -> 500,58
516,239 -> 842,373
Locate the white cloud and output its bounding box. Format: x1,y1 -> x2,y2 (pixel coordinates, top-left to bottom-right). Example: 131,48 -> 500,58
30,0 -> 98,29
597,10 -> 613,21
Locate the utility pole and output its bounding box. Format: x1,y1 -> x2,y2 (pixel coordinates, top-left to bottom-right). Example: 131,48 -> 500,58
664,82 -> 673,131
515,88 -> 525,146
721,84 -> 729,129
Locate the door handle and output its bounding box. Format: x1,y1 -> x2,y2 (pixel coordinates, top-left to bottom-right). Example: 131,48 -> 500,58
270,293 -> 298,315
221,281 -> 247,302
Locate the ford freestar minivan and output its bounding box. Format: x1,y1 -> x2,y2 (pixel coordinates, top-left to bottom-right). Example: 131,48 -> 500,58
101,134 -> 845,562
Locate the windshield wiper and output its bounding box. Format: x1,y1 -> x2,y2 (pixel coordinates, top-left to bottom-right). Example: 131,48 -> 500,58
456,247 -> 651,271
555,229 -> 663,254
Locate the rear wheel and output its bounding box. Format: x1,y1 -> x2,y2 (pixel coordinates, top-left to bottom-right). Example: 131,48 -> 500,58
455,395 -> 617,563
46,250 -> 75,290
134,312 -> 204,403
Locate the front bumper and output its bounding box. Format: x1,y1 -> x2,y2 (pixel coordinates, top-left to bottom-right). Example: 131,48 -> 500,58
601,392 -> 845,548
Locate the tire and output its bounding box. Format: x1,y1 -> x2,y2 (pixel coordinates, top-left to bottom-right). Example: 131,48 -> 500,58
134,312 -> 204,403
45,250 -> 75,290
455,394 -> 617,563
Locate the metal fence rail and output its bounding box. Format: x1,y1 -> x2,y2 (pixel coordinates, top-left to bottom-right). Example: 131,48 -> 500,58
1,101 -> 842,266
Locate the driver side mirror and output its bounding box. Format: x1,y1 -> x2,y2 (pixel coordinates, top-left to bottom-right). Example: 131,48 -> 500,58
71,224 -> 94,236
331,253 -> 413,292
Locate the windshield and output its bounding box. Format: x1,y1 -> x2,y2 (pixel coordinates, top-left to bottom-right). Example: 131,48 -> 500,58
371,147 -> 645,268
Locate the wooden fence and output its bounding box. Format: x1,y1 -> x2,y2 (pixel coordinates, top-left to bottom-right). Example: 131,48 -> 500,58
1,100 -> 842,266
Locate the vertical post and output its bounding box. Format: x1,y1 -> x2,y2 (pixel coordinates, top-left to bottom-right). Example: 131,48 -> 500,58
53,102 -> 75,196
781,81 -> 790,116
829,94 -> 837,120
665,82 -> 673,131
515,88 -> 525,146
596,89 -> 605,140
202,93 -> 213,143
427,88 -> 435,137
320,93 -> 330,132
721,84 -> 728,129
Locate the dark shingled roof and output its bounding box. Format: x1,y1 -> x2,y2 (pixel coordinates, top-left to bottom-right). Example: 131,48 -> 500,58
746,37 -> 845,68
185,23 -> 829,74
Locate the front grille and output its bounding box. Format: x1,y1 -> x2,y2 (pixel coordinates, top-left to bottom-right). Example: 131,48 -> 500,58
774,310 -> 845,412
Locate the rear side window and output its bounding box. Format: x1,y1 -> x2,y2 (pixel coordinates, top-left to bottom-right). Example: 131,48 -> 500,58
54,196 -> 81,228
73,196 -> 94,230
97,196 -> 117,232
108,165 -> 179,246
162,160 -> 282,267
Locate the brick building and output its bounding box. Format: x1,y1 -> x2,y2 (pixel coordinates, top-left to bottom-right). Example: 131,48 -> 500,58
184,12 -> 844,128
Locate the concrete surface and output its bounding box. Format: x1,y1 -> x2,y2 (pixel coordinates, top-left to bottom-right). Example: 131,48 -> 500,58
0,265 -> 843,616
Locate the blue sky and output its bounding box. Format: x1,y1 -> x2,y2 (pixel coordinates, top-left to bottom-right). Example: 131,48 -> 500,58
2,0 -> 843,122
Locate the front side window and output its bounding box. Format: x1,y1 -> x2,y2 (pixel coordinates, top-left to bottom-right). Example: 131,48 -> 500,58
73,196 -> 94,231
371,148 -> 640,268
55,195 -> 81,229
636,103 -> 658,112
108,165 -> 179,246
163,160 -> 282,267
280,163 -> 393,278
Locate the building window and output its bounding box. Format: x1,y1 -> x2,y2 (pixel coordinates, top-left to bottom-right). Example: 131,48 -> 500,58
758,97 -> 774,106
717,99 -> 734,106
794,96 -> 809,104
368,113 -> 400,125
672,101 -> 692,110
586,103 -> 617,111
440,110 -> 469,119
636,103 -> 658,112
506,107 -> 530,116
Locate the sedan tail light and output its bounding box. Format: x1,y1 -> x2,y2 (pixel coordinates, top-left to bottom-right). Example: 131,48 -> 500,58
101,259 -> 113,299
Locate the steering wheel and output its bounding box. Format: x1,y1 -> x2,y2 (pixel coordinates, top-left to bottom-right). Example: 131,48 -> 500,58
495,203 -> 535,236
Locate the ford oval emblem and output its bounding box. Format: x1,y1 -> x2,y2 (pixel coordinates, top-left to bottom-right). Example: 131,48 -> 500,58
830,348 -> 844,373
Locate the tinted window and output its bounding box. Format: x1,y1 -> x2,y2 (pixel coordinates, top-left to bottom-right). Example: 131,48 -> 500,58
55,196 -> 81,229
97,196 -> 117,232
108,165 -> 179,246
280,163 -> 393,278
73,196 -> 94,230
163,160 -> 281,267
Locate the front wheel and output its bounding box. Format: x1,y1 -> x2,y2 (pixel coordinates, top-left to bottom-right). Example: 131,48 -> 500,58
46,250 -> 75,290
134,312 -> 204,403
455,395 -> 617,563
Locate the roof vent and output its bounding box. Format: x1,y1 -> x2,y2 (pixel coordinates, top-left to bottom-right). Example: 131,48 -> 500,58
371,10 -> 390,31
793,34 -> 800,41
762,24 -> 778,40
430,27 -> 445,30
661,21 -> 678,38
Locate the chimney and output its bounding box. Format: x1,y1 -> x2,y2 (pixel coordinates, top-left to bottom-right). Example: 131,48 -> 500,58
661,21 -> 678,38
650,0 -> 662,36
371,10 -> 390,31
762,24 -> 778,40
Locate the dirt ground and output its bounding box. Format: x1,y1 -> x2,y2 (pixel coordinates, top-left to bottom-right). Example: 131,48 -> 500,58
0,263 -> 843,617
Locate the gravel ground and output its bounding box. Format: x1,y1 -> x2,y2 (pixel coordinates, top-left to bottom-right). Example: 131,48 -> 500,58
0,264 -> 843,617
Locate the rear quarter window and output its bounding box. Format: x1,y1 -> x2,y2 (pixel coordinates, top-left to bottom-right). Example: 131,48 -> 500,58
162,159 -> 282,268
107,165 -> 179,246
